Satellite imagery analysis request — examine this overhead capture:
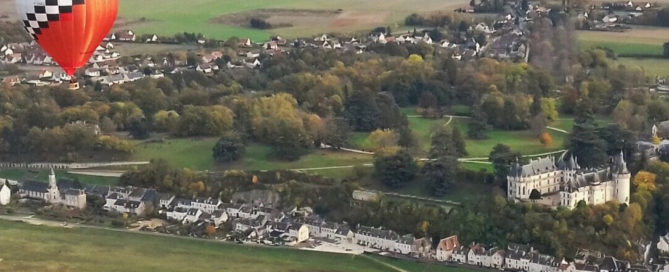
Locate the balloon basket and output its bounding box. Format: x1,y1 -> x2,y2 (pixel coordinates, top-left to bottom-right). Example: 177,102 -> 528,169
68,79 -> 80,90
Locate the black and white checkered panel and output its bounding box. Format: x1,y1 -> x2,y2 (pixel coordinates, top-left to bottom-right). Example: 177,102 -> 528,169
21,0 -> 85,39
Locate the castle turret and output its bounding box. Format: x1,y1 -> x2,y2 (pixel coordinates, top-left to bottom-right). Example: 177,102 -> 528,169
614,151 -> 631,205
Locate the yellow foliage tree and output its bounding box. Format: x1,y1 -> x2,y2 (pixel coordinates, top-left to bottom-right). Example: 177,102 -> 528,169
539,132 -> 553,147
633,171 -> 657,192
653,135 -> 661,145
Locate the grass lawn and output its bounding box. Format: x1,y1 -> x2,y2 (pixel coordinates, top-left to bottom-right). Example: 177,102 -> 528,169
226,143 -> 373,171
0,169 -> 118,186
452,120 -> 567,158
132,137 -> 218,170
116,0 -> 469,41
409,117 -> 448,154
0,220 -> 470,272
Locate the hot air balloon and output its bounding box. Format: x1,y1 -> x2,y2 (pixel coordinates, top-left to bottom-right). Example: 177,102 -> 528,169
16,0 -> 118,89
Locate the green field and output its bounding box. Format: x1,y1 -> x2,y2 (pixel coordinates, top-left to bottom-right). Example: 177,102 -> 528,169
132,137 -> 218,170
616,57 -> 669,78
133,138 -> 373,173
577,29 -> 668,57
0,220 -> 470,272
116,0 -> 468,41
451,120 -> 567,158
227,143 -> 373,171
0,169 -> 118,186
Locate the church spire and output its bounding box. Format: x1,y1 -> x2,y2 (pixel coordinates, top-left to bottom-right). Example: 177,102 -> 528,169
48,168 -> 57,188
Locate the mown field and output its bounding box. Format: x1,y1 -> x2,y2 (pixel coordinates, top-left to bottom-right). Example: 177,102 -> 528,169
0,220 -> 471,272
116,0 -> 469,41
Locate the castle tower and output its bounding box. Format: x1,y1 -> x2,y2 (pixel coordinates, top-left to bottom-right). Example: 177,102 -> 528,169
614,151 -> 631,205
46,168 -> 60,203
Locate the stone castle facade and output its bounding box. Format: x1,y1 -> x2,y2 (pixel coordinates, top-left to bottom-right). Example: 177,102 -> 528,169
507,152 -> 630,209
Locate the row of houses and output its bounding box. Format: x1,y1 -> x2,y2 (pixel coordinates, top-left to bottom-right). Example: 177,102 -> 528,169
442,242 -> 659,272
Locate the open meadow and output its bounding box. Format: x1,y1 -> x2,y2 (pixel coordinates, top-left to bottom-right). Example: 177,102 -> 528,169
0,220 -> 471,272
115,0 -> 470,41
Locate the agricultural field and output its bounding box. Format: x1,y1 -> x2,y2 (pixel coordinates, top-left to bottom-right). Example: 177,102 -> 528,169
576,27 -> 669,57
0,220 -> 470,272
616,57 -> 669,77
115,0 -> 470,41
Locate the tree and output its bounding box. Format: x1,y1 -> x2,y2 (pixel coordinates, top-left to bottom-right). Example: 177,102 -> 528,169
529,189 -> 541,200
423,156 -> 458,196
212,132 -> 245,162
321,117 -> 351,149
633,171 -> 657,192
367,129 -> 400,156
665,42 -> 669,58
468,105 -> 489,139
539,132 -> 553,147
452,126 -> 467,156
128,118 -> 150,140
374,150 -> 418,189
344,90 -> 379,131
568,120 -> 607,168
489,144 -> 520,181
429,126 -> 465,159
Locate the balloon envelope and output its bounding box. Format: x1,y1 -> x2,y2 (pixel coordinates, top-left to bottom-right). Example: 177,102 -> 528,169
16,0 -> 118,76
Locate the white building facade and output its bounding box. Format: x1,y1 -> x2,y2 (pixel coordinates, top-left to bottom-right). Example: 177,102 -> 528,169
507,153 -> 630,209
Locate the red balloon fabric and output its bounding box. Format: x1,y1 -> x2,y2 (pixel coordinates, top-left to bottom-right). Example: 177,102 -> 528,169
16,0 -> 118,76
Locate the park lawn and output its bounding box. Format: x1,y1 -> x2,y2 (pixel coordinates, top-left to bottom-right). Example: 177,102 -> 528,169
409,117 -> 448,154
132,137 -> 218,170
452,120 -> 567,158
0,169 -> 118,186
550,118 -> 575,132
226,143 -> 373,171
0,220 -> 470,272
616,57 -> 669,78
460,162 -> 494,173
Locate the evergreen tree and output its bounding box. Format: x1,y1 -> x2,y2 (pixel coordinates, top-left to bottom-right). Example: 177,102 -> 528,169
374,150 -> 418,189
423,156 -> 458,196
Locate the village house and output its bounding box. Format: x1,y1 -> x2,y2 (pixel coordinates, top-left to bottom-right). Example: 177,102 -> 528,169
412,237 -> 433,258
239,38 -> 253,47
0,180 -> 10,205
658,234 -> 669,254
505,244 -> 534,271
395,234 -> 415,255
355,225 -> 399,251
452,245 -> 469,263
483,247 -> 505,269
467,244 -> 486,266
436,235 -> 460,261
529,253 -> 560,272
18,169 -> 86,210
